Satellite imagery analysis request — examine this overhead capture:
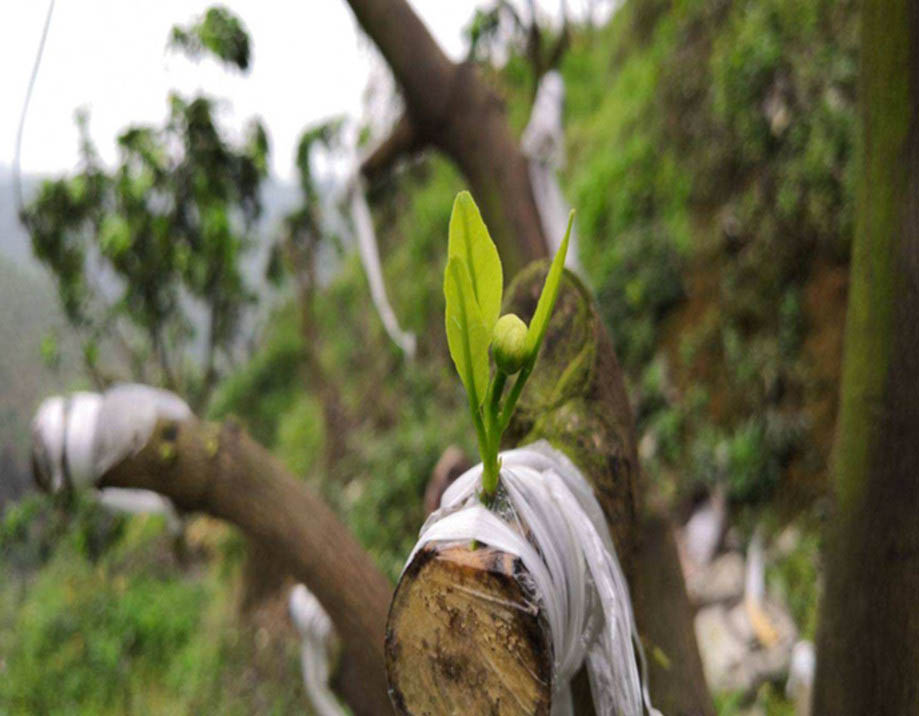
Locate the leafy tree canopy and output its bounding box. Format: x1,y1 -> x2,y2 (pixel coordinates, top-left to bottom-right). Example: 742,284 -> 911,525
24,10 -> 267,409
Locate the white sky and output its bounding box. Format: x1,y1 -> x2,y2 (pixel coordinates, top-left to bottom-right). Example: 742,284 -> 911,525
1,0 -> 593,181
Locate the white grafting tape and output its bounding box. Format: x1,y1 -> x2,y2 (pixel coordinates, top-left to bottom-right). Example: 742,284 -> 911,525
521,71 -> 581,274
289,584 -> 344,716
31,386 -> 191,530
406,440 -> 660,716
348,172 -> 416,359
96,488 -> 183,536
92,383 -> 192,477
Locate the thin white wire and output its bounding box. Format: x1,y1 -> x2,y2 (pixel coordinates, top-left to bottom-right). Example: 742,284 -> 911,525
14,0 -> 56,217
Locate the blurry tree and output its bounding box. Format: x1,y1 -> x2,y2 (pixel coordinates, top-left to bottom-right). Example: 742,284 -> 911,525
169,5 -> 251,71
814,0 -> 919,711
22,12 -> 269,411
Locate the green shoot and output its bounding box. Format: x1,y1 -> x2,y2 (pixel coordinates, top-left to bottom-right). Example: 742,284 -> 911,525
443,191 -> 574,500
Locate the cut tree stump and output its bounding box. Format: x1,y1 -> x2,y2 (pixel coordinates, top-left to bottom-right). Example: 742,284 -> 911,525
386,264 -> 713,715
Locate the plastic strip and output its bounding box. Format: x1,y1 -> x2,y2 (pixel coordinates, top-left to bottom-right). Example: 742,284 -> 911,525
347,173 -> 416,359
96,487 -> 183,536
31,385 -> 190,529
407,441 -> 660,716
521,71 -> 581,274
289,584 -> 344,716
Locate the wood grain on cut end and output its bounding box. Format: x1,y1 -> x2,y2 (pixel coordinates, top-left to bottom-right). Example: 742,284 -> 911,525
386,542 -> 552,715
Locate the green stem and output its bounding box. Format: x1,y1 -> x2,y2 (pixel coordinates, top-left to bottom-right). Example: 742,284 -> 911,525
480,370 -> 508,498
498,359 -> 535,433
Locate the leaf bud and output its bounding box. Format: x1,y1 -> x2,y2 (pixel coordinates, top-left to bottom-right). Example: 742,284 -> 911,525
492,313 -> 529,374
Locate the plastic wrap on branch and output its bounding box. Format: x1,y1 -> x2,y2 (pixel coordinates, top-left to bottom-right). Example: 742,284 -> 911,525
786,640 -> 816,714
521,71 -> 581,274
289,584 -> 345,716
406,441 -> 660,716
96,487 -> 183,536
346,170 -> 416,359
31,385 -> 191,517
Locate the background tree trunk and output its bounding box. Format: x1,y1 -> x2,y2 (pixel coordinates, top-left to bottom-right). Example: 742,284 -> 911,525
813,0 -> 919,712
97,418 -> 392,716
344,0 -> 549,276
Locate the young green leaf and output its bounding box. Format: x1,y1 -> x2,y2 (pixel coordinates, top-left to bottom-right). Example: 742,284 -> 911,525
448,191 -> 503,332
525,211 -> 575,357
444,256 -> 490,407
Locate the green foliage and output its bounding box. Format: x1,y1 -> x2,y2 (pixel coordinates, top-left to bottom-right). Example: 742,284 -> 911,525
448,190 -> 504,333
275,394 -> 325,477
444,257 -> 491,407
170,6 -> 251,71
443,192 -> 571,496
25,94 -> 268,407
0,494 -> 303,714
566,0 -> 857,504
208,303 -> 304,444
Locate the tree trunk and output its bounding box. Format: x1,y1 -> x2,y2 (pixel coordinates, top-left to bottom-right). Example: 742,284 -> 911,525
97,418 -> 392,716
344,0 -> 549,276
386,264 -> 713,714
813,0 -> 919,712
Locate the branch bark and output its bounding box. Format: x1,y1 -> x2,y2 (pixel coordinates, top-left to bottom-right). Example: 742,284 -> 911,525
360,113 -> 421,184
346,0 -> 548,276
97,417 -> 392,716
386,263 -> 713,714
813,0 -> 919,711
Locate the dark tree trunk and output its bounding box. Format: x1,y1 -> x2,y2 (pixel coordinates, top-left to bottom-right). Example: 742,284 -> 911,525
344,0 -> 549,276
813,0 -> 919,712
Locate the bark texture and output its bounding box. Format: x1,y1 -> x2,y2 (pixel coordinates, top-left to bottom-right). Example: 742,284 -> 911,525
387,265 -> 713,714
98,418 -> 392,716
344,0 -> 548,276
813,0 -> 919,712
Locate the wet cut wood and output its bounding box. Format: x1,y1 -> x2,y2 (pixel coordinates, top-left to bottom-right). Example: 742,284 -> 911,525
387,543 -> 551,715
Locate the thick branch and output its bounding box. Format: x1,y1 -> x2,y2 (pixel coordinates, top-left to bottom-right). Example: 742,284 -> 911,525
360,113 -> 423,184
344,0 -> 454,128
343,0 -> 549,275
98,417 -> 391,716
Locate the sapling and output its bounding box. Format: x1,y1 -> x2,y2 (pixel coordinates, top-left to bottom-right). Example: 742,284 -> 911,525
444,190 -> 573,500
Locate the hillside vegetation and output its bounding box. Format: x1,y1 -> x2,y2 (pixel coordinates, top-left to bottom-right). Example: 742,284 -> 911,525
0,0 -> 857,711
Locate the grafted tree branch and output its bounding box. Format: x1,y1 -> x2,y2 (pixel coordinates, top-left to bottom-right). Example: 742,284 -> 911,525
386,264 -> 713,714
97,418 -> 391,716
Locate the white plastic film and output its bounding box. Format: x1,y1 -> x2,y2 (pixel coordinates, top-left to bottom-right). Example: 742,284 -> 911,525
31,385 -> 189,537
91,383 -> 192,477
96,487 -> 183,536
32,391 -> 103,491
521,71 -> 582,274
289,584 -> 344,716
31,386 -> 190,526
407,441 -> 660,716
347,173 -> 417,359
